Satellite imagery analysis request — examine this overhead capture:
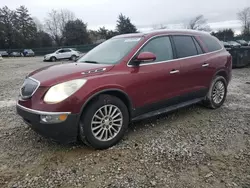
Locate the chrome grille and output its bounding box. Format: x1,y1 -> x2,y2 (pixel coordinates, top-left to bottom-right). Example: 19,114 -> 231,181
20,78 -> 40,99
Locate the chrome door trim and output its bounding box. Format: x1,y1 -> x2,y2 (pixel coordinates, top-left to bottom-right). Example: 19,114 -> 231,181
170,70 -> 180,74
127,34 -> 223,67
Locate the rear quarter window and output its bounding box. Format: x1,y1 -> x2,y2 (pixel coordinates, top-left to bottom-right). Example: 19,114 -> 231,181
200,35 -> 222,52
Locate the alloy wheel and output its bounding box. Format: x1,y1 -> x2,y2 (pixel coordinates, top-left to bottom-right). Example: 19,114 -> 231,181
212,80 -> 225,104
91,105 -> 123,142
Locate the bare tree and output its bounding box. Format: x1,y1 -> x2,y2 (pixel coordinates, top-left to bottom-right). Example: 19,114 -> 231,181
188,15 -> 211,31
45,9 -> 75,46
237,7 -> 250,35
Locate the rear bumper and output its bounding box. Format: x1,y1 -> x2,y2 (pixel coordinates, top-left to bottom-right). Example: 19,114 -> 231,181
16,104 -> 79,144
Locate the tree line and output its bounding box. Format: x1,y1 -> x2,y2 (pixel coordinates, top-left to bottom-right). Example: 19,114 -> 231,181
205,7 -> 250,41
1,5 -> 250,50
0,6 -> 137,49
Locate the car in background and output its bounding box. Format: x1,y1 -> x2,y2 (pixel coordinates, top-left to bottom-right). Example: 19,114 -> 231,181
74,52 -> 86,61
221,41 -> 231,49
0,51 -> 9,57
10,52 -> 22,57
236,40 -> 248,46
44,48 -> 80,62
248,41 -> 250,46
227,41 -> 241,48
23,49 -> 35,57
17,29 -> 232,149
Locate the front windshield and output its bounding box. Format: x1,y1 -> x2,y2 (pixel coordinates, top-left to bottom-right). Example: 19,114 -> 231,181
77,37 -> 142,64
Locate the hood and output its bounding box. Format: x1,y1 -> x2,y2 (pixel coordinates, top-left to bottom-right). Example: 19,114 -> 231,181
28,63 -> 114,86
45,53 -> 54,56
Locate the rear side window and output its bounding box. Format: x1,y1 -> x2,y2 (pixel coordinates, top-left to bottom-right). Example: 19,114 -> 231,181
140,36 -> 173,62
193,37 -> 203,54
172,36 -> 198,58
64,49 -> 71,52
200,35 -> 222,52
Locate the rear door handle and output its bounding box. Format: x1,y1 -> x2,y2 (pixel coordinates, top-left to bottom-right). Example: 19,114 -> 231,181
170,69 -> 180,74
202,63 -> 209,67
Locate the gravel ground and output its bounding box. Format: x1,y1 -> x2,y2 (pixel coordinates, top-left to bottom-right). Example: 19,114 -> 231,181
0,57 -> 249,188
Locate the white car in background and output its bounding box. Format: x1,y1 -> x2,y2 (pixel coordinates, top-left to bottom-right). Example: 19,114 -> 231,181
44,48 -> 80,62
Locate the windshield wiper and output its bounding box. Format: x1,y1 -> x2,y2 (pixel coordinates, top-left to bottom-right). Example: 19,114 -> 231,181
83,60 -> 99,64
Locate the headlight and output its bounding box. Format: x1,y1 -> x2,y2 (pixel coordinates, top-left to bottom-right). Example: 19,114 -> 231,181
44,79 -> 87,104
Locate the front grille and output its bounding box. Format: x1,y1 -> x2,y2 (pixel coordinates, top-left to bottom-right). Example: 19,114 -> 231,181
20,78 -> 39,99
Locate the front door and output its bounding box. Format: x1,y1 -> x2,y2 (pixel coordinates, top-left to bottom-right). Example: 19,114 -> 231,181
127,36 -> 183,115
57,49 -> 67,59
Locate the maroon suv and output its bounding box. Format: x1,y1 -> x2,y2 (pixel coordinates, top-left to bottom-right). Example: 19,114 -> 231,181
17,29 -> 232,149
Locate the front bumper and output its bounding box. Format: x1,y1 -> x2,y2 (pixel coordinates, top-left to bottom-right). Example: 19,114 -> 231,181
43,56 -> 51,61
16,103 -> 79,144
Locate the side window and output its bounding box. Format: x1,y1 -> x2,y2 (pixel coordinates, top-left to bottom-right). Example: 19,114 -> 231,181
193,37 -> 203,54
58,50 -> 65,53
172,36 -> 198,58
64,49 -> 71,52
200,35 -> 222,52
139,36 -> 173,63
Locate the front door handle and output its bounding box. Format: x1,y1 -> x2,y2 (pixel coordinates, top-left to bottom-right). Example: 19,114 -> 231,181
170,69 -> 180,74
202,63 -> 209,67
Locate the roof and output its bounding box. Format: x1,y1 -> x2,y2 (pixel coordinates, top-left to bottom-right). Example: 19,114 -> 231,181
114,29 -> 211,38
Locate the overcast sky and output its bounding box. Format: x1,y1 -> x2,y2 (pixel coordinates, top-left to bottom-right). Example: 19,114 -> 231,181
2,0 -> 249,33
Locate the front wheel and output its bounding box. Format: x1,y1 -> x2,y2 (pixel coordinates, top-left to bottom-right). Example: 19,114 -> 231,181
203,76 -> 227,109
79,94 -> 129,149
50,56 -> 56,62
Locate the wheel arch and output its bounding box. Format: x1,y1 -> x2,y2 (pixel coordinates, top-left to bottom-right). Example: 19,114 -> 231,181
78,89 -> 134,123
214,69 -> 229,84
50,56 -> 57,60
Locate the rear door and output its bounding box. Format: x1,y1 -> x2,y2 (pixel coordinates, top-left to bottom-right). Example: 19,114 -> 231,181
128,36 -> 182,114
171,35 -> 207,101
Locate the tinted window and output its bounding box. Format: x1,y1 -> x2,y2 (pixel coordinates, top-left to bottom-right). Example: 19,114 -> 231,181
173,36 -> 198,58
58,50 -> 64,53
64,49 -> 71,52
200,35 -> 222,52
139,36 -> 173,62
193,37 -> 203,54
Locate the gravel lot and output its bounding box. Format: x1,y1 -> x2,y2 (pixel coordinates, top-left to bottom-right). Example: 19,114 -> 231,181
0,57 -> 249,188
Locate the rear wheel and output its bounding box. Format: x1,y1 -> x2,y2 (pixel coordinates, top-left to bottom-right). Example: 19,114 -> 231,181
203,76 -> 227,109
50,56 -> 56,62
79,94 -> 129,149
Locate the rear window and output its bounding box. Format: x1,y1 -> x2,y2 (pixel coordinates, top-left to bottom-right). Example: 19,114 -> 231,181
200,35 -> 222,52
172,36 -> 198,58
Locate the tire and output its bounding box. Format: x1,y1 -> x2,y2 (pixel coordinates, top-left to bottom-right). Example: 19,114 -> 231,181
50,56 -> 56,62
203,76 -> 227,109
70,55 -> 77,61
79,94 -> 129,149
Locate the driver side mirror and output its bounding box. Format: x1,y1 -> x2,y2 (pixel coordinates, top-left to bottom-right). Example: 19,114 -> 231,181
134,52 -> 156,65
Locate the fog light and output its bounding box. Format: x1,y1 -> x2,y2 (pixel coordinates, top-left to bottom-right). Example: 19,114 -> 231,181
40,114 -> 68,123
